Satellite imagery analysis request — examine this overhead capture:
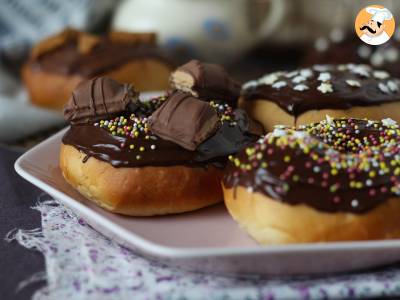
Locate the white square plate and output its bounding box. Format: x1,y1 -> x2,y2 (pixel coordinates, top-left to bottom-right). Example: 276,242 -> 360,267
15,128 -> 400,276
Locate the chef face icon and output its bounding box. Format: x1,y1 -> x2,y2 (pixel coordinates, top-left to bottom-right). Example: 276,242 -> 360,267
355,5 -> 395,45
360,19 -> 386,37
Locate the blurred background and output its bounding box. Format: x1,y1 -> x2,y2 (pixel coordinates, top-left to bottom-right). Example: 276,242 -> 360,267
0,0 -> 399,149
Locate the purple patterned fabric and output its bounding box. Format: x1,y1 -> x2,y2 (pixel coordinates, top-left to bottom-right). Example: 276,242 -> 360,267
6,195 -> 400,300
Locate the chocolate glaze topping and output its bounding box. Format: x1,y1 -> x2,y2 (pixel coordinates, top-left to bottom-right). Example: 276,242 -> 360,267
62,121 -> 228,168
242,64 -> 400,117
223,117 -> 400,213
62,93 -> 260,169
31,30 -> 170,77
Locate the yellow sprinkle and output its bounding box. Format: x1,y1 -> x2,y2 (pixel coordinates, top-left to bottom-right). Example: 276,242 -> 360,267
245,148 -> 255,156
234,158 -> 240,167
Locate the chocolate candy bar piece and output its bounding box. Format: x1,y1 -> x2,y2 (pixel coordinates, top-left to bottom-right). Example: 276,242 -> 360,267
170,60 -> 240,105
148,91 -> 220,150
64,77 -> 138,124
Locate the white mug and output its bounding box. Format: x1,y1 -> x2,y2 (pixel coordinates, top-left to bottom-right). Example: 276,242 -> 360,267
112,0 -> 287,63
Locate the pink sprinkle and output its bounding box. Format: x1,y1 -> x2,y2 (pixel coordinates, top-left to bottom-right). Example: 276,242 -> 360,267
322,172 -> 329,179
380,186 -> 388,193
305,162 -> 312,168
267,148 -> 274,155
333,196 -> 341,203
307,177 -> 315,184
369,189 -> 376,196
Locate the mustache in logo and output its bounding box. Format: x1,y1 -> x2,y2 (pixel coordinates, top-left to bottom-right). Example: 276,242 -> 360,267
360,25 -> 376,34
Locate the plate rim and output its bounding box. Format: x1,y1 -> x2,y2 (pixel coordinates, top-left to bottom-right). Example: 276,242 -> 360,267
14,128 -> 400,259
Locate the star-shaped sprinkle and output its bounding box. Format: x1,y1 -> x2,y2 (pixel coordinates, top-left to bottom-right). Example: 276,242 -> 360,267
317,82 -> 333,93
318,72 -> 331,81
346,79 -> 361,87
382,118 -> 397,127
373,70 -> 389,79
272,81 -> 287,89
294,84 -> 309,91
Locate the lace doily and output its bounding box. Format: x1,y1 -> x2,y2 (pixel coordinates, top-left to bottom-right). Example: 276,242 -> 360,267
6,195 -> 400,300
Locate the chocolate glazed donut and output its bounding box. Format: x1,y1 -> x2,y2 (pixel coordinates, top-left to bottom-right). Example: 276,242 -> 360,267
240,64 -> 400,132
22,29 -> 173,110
61,74 -> 261,216
223,117 -> 400,244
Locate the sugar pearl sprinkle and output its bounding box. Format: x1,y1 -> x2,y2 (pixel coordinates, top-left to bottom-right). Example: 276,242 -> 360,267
242,64 -> 400,96
94,96 -> 167,160
209,101 -> 237,126
94,97 -> 239,158
96,114 -> 154,159
228,116 -> 400,211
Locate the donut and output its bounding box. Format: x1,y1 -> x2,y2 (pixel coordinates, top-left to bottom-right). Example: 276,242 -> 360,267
60,67 -> 261,216
22,28 -> 173,110
240,64 -> 400,132
223,117 -> 400,244
303,28 -> 400,77
60,143 -> 225,216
